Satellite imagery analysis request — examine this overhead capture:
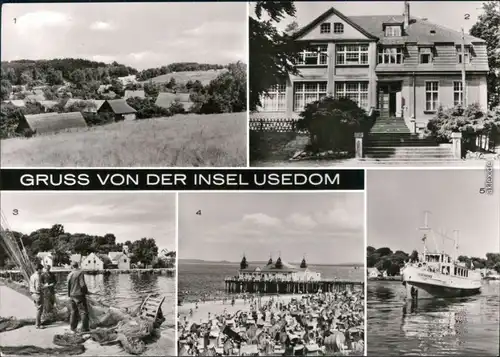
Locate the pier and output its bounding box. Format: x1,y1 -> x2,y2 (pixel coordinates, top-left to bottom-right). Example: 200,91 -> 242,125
0,267 -> 175,280
224,278 -> 363,294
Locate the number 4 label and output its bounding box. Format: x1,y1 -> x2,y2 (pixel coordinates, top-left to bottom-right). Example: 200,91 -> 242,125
196,210 -> 202,216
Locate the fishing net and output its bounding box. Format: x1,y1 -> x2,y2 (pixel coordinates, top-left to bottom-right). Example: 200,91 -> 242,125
0,212 -> 163,355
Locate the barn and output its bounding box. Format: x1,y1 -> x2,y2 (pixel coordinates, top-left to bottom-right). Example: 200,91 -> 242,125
16,112 -> 87,135
98,99 -> 137,121
155,92 -> 194,112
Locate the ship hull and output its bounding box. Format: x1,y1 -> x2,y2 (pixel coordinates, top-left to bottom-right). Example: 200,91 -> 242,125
402,266 -> 481,300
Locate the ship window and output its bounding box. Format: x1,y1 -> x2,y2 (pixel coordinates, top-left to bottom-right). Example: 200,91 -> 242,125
454,267 -> 457,275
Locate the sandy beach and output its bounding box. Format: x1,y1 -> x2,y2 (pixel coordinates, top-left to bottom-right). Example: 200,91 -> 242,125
178,294 -> 299,324
0,285 -> 175,356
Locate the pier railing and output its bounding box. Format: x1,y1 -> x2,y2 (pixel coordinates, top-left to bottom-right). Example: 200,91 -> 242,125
224,278 -> 363,294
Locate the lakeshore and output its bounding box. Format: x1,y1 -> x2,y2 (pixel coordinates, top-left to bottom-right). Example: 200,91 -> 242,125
0,279 -> 175,356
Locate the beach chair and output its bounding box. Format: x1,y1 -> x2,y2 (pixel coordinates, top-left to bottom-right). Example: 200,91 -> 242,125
139,294 -> 165,321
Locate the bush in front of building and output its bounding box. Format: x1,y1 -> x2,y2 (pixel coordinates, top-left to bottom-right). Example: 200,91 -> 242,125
296,96 -> 371,153
427,103 -> 500,154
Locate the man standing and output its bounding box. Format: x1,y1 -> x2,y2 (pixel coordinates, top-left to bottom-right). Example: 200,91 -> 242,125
29,263 -> 45,329
42,264 -> 57,321
67,262 -> 90,333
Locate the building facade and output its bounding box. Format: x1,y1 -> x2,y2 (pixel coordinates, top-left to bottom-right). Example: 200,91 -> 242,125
108,252 -> 131,270
255,3 -> 489,131
238,256 -> 322,282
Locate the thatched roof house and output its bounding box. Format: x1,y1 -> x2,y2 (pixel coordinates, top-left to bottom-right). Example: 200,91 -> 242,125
124,90 -> 145,99
16,112 -> 87,135
155,92 -> 194,111
98,99 -> 137,121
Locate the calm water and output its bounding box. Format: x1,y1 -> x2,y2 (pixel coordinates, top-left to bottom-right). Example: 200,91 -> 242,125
178,261 -> 363,302
368,280 -> 500,356
51,272 -> 175,328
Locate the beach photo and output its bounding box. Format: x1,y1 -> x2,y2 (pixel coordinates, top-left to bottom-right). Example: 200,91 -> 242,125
249,1 -> 499,167
177,192 -> 365,356
1,2 -> 247,167
366,169 -> 500,355
0,192 -> 176,356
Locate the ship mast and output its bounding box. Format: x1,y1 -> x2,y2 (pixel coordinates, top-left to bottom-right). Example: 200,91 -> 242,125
418,211 -> 431,257
453,230 -> 459,263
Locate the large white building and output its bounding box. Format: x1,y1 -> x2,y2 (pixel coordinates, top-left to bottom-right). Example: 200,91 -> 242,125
238,256 -> 321,282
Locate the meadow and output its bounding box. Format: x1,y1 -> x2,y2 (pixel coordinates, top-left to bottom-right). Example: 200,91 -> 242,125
0,113 -> 247,167
144,69 -> 227,86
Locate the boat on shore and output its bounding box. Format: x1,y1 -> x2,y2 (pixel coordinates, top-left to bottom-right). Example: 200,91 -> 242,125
401,212 -> 482,300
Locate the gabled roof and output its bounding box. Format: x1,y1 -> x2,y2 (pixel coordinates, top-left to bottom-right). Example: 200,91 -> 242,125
349,15 -> 485,45
8,100 -> 26,107
23,112 -> 87,134
39,100 -> 58,109
108,251 -> 127,262
155,92 -> 194,110
104,99 -> 137,114
97,254 -> 113,265
293,7 -> 379,40
36,252 -> 53,258
24,93 -> 46,102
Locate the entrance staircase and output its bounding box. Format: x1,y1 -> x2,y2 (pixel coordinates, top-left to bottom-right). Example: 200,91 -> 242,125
362,117 -> 459,163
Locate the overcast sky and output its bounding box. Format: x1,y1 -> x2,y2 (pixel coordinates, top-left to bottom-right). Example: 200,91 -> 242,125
179,192 -> 364,265
368,169 -> 500,258
1,2 -> 247,69
251,1 -> 485,34
0,192 -> 175,251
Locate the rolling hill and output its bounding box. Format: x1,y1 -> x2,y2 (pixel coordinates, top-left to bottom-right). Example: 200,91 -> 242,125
143,69 -> 228,86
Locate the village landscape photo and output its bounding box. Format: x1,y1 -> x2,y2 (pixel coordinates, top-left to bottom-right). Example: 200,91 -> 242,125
0,192 -> 177,356
249,1 -> 500,167
177,192 -> 365,356
366,169 -> 500,356
0,2 -> 247,167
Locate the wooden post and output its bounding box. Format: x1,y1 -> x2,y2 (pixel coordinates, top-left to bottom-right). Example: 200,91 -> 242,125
355,132 -> 364,158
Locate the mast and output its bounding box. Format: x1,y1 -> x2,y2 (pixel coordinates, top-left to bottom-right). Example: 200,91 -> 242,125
419,211 -> 431,257
453,230 -> 459,263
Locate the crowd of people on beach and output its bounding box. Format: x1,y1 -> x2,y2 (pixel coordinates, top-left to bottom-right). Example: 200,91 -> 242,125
178,289 -> 365,356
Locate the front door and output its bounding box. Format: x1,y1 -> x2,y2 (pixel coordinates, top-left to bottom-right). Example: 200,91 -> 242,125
380,91 -> 390,117
378,82 -> 402,118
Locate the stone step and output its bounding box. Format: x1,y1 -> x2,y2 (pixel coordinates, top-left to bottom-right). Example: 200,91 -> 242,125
365,146 -> 452,152
358,158 -> 462,163
366,141 -> 440,147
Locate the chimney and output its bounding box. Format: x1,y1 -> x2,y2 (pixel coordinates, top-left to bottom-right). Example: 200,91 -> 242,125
404,1 -> 410,30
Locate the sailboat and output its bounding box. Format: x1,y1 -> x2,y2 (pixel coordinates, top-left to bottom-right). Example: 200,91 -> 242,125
401,212 -> 482,299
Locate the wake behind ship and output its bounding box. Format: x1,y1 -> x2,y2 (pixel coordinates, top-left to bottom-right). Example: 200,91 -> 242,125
401,212 -> 482,300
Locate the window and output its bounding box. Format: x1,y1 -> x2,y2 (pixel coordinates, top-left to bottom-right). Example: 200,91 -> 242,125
425,81 -> 439,111
420,47 -> 433,64
336,44 -> 369,65
261,84 -> 286,112
297,45 -> 328,65
293,82 -> 327,112
453,81 -> 463,106
378,47 -> 404,64
320,23 -> 330,33
333,23 -> 344,33
124,259 -> 127,263
385,25 -> 402,37
335,82 -> 369,109
456,46 -> 471,64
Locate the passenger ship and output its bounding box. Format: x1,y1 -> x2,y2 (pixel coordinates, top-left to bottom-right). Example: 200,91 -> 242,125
401,212 -> 482,299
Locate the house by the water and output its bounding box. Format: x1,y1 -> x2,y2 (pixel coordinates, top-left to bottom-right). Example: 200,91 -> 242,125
238,255 -> 321,282
255,1 -> 489,133
80,251 -> 131,270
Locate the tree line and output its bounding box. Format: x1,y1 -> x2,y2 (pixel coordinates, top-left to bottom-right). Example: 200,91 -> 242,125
0,224 -> 169,269
367,246 -> 500,276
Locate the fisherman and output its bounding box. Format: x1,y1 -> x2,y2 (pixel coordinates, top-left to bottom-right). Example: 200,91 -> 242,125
42,264 -> 57,321
67,262 -> 90,333
29,263 -> 46,329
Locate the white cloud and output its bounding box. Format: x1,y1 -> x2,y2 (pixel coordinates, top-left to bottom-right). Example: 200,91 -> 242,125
242,213 -> 281,227
90,21 -> 114,31
287,213 -> 317,229
183,21 -> 239,36
315,208 -> 363,231
16,11 -> 71,30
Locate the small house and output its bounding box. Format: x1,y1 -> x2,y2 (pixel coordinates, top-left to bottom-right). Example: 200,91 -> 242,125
81,253 -> 112,270
98,99 -> 137,121
155,92 -> 194,112
108,252 -> 130,270
24,93 -> 46,103
367,267 -> 381,278
117,75 -> 138,86
36,252 -> 54,268
5,100 -> 26,108
69,254 -> 82,266
16,112 -> 87,135
124,90 -> 145,100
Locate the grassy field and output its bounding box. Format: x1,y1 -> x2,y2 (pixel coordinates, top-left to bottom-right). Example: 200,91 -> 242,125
1,113 -> 247,167
144,69 -> 227,86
